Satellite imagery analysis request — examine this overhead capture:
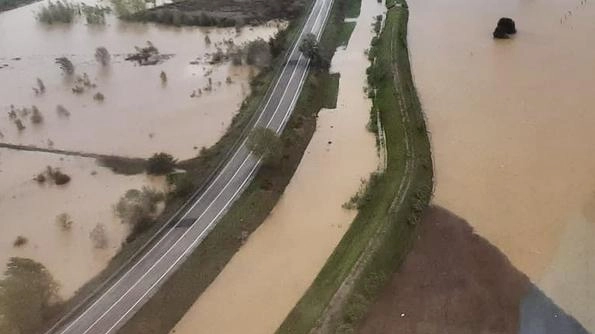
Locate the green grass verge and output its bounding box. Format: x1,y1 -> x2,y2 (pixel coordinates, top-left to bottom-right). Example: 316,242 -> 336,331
276,2 -> 433,333
322,73 -> 341,109
337,21 -> 356,46
344,0 -> 361,18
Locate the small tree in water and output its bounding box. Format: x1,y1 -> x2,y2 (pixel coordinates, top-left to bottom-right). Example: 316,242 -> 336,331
247,127 -> 282,165
0,258 -> 61,334
55,57 -> 74,75
160,71 -> 167,85
146,152 -> 176,175
95,47 -> 111,66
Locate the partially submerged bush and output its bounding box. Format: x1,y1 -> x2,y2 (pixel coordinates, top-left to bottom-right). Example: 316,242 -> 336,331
95,47 -> 111,66
110,0 -> 145,17
37,0 -> 77,24
160,70 -> 167,85
81,4 -> 110,24
56,104 -> 71,117
55,57 -> 74,75
89,223 -> 108,248
0,258 -> 61,333
115,187 -> 164,228
39,166 -> 71,185
244,38 -> 272,68
93,92 -> 105,101
55,213 -> 73,231
146,152 -> 176,175
30,106 -> 43,124
33,78 -> 46,95
13,236 -> 28,247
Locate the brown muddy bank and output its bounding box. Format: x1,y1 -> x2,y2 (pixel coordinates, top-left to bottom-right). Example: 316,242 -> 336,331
358,206 -> 588,334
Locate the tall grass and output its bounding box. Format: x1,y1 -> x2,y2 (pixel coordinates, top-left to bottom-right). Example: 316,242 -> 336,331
37,0 -> 77,24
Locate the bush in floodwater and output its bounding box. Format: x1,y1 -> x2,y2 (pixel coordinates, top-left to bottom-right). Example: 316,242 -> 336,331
30,105 -> 43,124
115,187 -> 164,228
13,236 -> 28,247
95,47 -> 111,66
14,119 -> 25,131
45,166 -> 71,185
93,92 -> 105,101
56,104 -> 70,117
81,4 -> 110,24
37,0 -> 77,24
160,71 -> 167,85
146,152 -> 176,175
89,223 -> 108,249
110,0 -> 145,17
33,78 -> 46,95
55,57 -> 74,75
55,213 -> 73,231
0,258 -> 61,334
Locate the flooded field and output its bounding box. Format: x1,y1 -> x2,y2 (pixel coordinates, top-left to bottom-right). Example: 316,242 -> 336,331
0,1 -> 282,158
0,0 -> 281,297
0,148 -> 165,297
408,0 -> 595,329
169,1 -> 382,333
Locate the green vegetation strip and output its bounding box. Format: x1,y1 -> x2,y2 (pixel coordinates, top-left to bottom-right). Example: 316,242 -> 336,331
344,0 -> 361,18
337,21 -> 356,47
276,2 -> 433,333
0,0 -> 39,12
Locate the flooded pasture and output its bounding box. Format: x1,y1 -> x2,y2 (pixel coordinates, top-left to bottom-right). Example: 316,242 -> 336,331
408,0 -> 595,329
0,0 -> 282,297
169,1 -> 382,333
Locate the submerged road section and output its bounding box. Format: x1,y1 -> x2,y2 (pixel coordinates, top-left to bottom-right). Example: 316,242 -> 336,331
46,0 -> 333,332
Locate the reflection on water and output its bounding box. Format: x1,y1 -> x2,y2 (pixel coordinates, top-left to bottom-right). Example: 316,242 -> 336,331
408,0 -> 595,329
168,1 -> 382,333
0,0 -> 282,159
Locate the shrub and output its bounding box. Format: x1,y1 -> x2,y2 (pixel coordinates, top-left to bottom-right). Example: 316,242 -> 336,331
160,71 -> 167,85
146,152 -> 176,175
56,104 -> 71,117
244,38 -> 272,68
95,47 -> 111,66
37,0 -> 77,24
0,258 -> 61,333
14,119 -> 25,131
55,57 -> 74,75
93,92 -> 105,101
35,78 -> 46,95
81,4 -> 110,24
55,213 -> 73,231
115,187 -> 164,227
89,223 -> 108,249
247,127 -> 282,165
44,166 -> 71,185
30,106 -> 43,124
13,236 -> 28,247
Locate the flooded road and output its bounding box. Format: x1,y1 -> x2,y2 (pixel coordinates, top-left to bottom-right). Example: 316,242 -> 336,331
408,0 -> 595,329
0,1 -> 281,159
169,1 -> 382,333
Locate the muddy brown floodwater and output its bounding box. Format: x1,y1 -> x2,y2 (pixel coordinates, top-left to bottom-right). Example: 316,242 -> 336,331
409,0 -> 595,329
169,1 -> 383,333
0,0 -> 282,159
0,0 -> 281,298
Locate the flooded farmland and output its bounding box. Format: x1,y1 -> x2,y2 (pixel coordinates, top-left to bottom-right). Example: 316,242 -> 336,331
0,0 -> 281,297
408,0 -> 595,329
169,1 -> 382,333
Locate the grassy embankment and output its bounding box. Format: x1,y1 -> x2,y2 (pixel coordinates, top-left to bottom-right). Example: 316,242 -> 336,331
0,0 -> 39,12
115,0 -> 360,333
277,1 -> 433,333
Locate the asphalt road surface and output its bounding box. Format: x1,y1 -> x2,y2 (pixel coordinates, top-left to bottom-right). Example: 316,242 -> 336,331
47,0 -> 334,332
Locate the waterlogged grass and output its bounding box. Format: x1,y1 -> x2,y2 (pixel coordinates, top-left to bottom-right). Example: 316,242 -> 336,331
0,0 -> 38,11
337,21 -> 356,46
322,73 -> 341,109
345,0 -> 361,18
276,2 -> 433,333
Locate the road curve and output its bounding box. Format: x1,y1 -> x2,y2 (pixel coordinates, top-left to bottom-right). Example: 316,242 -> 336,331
46,0 -> 334,333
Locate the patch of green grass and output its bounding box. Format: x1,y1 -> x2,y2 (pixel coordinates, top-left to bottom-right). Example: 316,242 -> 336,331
344,0 -> 361,18
322,73 -> 340,109
276,2 -> 433,333
337,21 -> 356,46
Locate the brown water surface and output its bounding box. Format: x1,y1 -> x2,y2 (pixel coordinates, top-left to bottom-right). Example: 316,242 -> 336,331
408,0 -> 595,328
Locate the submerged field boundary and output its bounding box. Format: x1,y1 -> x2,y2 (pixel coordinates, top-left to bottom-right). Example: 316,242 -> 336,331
276,1 -> 433,333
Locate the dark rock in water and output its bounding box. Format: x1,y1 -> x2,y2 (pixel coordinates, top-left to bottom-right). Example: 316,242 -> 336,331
498,17 -> 517,34
493,26 -> 509,39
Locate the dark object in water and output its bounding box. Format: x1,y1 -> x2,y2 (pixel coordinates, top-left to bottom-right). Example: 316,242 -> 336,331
497,17 -> 516,34
493,17 -> 516,39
